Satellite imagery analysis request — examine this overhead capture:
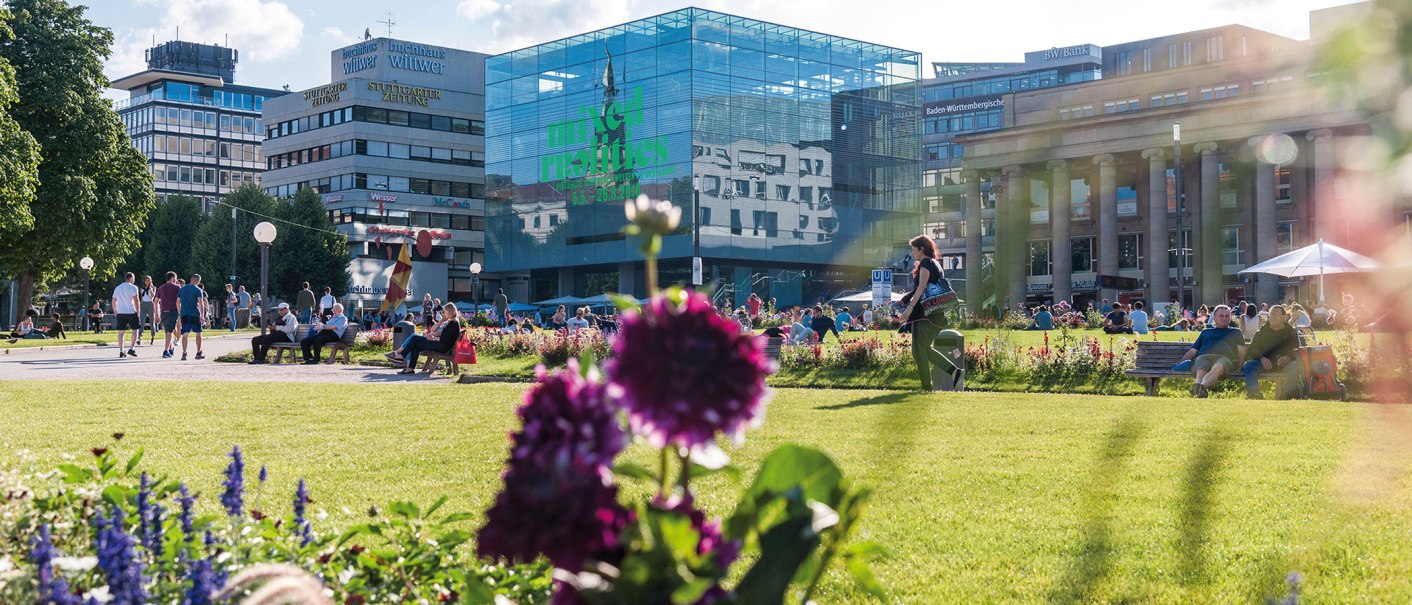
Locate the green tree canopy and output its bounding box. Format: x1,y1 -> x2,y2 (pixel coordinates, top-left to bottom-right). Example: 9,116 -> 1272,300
270,188 -> 351,300
0,0 -> 153,309
140,195 -> 206,279
191,184 -> 277,290
0,9 -> 40,239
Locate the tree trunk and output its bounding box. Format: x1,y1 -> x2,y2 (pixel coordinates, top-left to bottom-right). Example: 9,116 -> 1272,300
16,270 -> 34,321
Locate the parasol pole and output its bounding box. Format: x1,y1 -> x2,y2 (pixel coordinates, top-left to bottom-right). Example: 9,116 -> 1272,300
1318,238 -> 1326,306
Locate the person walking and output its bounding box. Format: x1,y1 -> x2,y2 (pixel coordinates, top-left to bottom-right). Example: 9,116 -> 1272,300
138,275 -> 156,345
155,272 -> 181,358
896,234 -> 957,391
296,282 -> 317,324
319,287 -> 336,320
236,285 -> 252,329
224,284 -> 237,332
493,288 -> 509,328
249,303 -> 298,364
177,274 -> 207,361
301,303 -> 347,364
111,272 -> 141,358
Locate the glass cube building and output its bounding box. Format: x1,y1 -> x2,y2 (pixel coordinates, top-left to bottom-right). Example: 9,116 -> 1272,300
485,8 -> 921,307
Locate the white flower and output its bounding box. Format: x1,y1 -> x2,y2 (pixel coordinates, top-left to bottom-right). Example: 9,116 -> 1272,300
83,585 -> 112,603
337,567 -> 357,584
52,556 -> 98,572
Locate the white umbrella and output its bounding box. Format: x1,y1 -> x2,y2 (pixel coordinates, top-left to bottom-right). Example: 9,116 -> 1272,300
832,290 -> 903,303
1238,239 -> 1380,303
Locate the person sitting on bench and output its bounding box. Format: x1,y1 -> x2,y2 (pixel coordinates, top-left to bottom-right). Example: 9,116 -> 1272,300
1241,304 -> 1301,400
385,302 -> 461,375
301,303 -> 347,364
249,303 -> 298,364
1174,304 -> 1246,398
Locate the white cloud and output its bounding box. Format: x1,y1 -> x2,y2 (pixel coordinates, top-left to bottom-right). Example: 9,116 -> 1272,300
457,0 -> 501,22
321,26 -> 347,41
162,0 -> 303,62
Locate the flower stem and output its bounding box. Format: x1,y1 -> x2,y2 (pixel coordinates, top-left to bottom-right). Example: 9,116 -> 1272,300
678,448 -> 691,492
646,249 -> 659,297
658,446 -> 670,495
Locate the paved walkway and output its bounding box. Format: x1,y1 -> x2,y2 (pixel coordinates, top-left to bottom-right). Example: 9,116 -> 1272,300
0,333 -> 453,383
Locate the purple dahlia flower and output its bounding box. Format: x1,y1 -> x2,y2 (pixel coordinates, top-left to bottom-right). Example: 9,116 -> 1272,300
514,360 -> 627,470
476,462 -> 631,573
606,292 -> 771,447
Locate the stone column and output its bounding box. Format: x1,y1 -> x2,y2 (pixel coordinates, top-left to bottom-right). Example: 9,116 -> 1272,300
618,262 -> 638,299
1142,148 -> 1170,303
1049,160 -> 1072,305
1093,154 -> 1117,302
1306,129 -> 1334,241
963,170 -> 983,315
1195,142 -> 1222,306
1004,165 -> 1028,308
1249,136 -> 1278,303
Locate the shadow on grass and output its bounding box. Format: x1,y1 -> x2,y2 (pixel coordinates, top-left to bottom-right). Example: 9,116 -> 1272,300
1178,425 -> 1233,587
815,392 -> 916,411
1052,415 -> 1147,604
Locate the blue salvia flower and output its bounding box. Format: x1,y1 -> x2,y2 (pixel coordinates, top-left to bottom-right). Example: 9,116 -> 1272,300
177,483 -> 196,540
136,473 -> 162,555
148,504 -> 167,563
202,531 -> 229,585
29,524 -> 83,605
221,445 -> 245,518
181,553 -> 221,605
293,478 -> 312,547
259,464 -> 268,483
92,505 -> 150,605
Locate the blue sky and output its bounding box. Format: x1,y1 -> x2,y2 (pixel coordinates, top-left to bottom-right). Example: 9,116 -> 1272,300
80,0 -> 1362,96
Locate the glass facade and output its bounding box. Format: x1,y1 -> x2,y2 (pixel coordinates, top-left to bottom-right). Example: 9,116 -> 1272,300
485,8 -> 921,304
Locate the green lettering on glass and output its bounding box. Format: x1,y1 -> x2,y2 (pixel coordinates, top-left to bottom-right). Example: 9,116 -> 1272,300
541,87 -> 669,205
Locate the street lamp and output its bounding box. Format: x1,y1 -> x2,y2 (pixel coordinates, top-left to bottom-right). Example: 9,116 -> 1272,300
253,221 -> 277,338
692,175 -> 702,286
79,256 -> 94,331
469,262 -> 482,320
1173,123 -> 1185,311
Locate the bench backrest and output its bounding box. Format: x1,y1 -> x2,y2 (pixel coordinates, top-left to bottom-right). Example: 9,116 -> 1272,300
340,324 -> 360,346
762,336 -> 783,361
1133,341 -> 1191,370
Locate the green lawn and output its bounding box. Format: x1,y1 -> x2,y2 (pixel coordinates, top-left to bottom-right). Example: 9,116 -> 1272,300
1,380 -> 1408,603
3,327 -> 262,349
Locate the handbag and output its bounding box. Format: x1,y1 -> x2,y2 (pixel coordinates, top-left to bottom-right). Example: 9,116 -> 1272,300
454,333 -> 477,365
917,260 -> 961,317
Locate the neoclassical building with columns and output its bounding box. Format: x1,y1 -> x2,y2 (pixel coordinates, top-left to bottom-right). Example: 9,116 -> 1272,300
936,42 -> 1384,313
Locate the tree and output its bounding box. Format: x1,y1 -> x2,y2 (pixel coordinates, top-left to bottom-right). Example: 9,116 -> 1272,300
0,9 -> 39,239
140,196 -> 205,278
0,0 -> 154,309
270,188 -> 351,300
190,184 -> 277,291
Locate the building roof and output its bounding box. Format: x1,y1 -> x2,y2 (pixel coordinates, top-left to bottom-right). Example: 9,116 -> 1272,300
111,68 -> 224,91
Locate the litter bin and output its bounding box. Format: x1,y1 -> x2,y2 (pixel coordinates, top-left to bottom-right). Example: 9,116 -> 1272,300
931,329 -> 965,391
392,320 -> 417,350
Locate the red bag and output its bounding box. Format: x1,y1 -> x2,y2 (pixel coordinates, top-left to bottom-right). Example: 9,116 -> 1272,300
1299,345 -> 1343,400
455,333 -> 477,365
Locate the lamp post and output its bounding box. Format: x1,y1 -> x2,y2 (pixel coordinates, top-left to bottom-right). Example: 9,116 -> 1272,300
253,221 -> 277,338
692,175 -> 702,286
1172,123 -> 1188,312
79,256 -> 94,331
470,262 -> 482,321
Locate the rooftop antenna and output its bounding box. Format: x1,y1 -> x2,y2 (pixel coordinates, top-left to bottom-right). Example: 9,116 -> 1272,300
377,12 -> 395,38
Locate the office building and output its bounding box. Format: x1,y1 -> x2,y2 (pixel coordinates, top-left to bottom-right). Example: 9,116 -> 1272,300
261,38 -> 489,309
114,41 -> 288,211
484,8 -> 922,307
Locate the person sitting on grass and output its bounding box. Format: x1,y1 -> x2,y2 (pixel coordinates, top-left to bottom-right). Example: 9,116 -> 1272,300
788,310 -> 815,345
44,314 -> 66,339
1102,303 -> 1131,334
567,307 -> 590,333
1130,301 -> 1150,335
1174,304 -> 1246,398
385,303 -> 462,375
861,304 -> 874,329
1028,305 -> 1055,331
810,305 -> 841,343
7,315 -> 39,342
836,306 -> 854,331
1242,304 -> 1301,400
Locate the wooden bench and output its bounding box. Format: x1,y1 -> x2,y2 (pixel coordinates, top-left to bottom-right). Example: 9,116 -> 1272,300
762,336 -> 783,365
269,324 -> 307,364
419,350 -> 460,375
324,324 -> 360,364
1126,340 -> 1288,396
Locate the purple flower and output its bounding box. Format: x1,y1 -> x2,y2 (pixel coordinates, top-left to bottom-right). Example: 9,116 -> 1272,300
177,483 -> 196,544
477,462 -> 630,572
221,445 -> 244,518
92,506 -> 150,605
29,524 -> 83,605
293,479 -> 312,547
181,554 -> 220,605
258,465 -> 268,483
136,473 -> 163,558
606,292 -> 771,447
653,493 -> 740,570
516,360 -> 627,470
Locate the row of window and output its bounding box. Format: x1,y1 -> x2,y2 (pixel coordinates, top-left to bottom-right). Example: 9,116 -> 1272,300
1023,223 -> 1297,277
924,142 -> 965,162
151,163 -> 259,187
266,139 -> 486,171
131,134 -> 263,163
923,108 -> 1001,135
265,173 -> 485,199
922,67 -> 1099,102
1057,78 -> 1283,121
1109,35 -> 1246,76
160,82 -> 270,112
330,208 -> 486,232
266,105 -> 486,140
121,104 -> 263,136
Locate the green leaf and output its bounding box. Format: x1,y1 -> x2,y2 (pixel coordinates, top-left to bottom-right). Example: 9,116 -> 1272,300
101,485 -> 129,507
608,292 -> 641,313
438,511 -> 477,525
688,462 -> 742,483
437,529 -> 472,549
612,462 -> 659,483
424,495 -> 449,519
742,444 -> 845,508
124,447 -> 145,476
735,510 -> 819,604
336,523 -> 382,547
578,348 -> 595,374
388,501 -> 420,519
844,553 -> 889,603
670,578 -> 716,605
57,463 -> 93,484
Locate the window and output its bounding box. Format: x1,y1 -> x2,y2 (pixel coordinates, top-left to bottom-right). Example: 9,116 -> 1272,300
1222,226 -> 1242,265
1112,50 -> 1132,76
1071,178 -> 1092,219
1117,185 -> 1139,216
1072,237 -> 1096,273
1199,84 -> 1240,100
1119,233 -> 1143,270
1276,167 -> 1292,202
1277,222 -> 1297,253
1169,43 -> 1179,69
981,220 -> 995,238
1252,75 -> 1294,93
1206,35 -> 1224,62
1219,163 -> 1237,209
729,209 -> 742,235
1059,105 -> 1094,120
1168,229 -> 1192,268
1028,240 -> 1051,276
1103,98 -> 1140,114
1143,47 -> 1152,72
1150,91 -> 1188,107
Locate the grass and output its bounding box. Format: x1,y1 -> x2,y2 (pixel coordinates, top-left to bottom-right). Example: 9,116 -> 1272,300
1,380 -> 1409,603
2,327 -> 262,349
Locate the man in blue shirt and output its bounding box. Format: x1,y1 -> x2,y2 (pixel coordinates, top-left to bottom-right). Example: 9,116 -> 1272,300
1029,305 -> 1055,330
835,307 -> 853,331
236,285 -> 252,329
177,274 -> 207,361
1130,301 -> 1150,335
301,303 -> 348,364
1175,304 -> 1245,398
